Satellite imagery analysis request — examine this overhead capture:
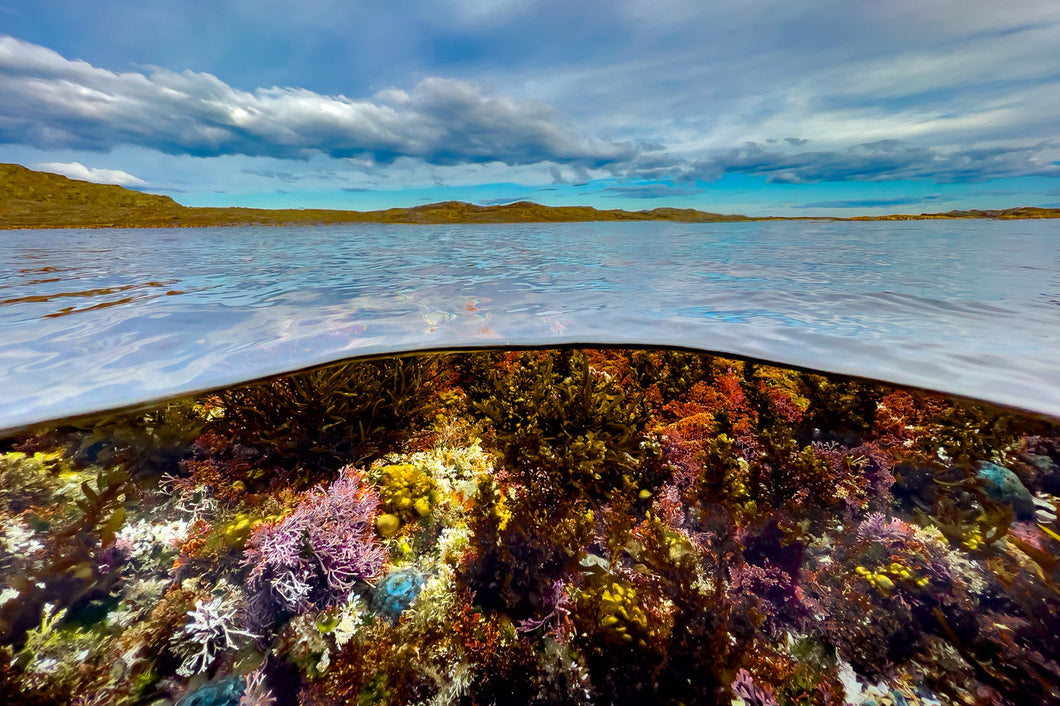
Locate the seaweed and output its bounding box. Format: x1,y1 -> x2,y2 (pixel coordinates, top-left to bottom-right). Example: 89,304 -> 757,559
459,351 -> 668,620
0,463 -> 130,650
214,356 -> 441,481
471,351 -> 665,506
242,466 -> 387,622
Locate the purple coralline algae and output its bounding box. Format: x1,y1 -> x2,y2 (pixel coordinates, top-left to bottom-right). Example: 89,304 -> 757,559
242,466 -> 387,615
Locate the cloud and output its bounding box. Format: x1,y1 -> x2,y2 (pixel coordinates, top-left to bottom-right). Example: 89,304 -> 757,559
507,5 -> 1060,168
242,169 -> 307,183
673,140 -> 1060,184
441,0 -> 536,26
0,35 -> 636,168
5,2 -> 1060,195
601,183 -> 703,199
800,194 -> 948,209
478,196 -> 532,205
33,160 -> 147,187
548,164 -> 592,185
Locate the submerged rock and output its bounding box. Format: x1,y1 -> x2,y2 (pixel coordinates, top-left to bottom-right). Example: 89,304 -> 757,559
175,675 -> 244,706
893,463 -> 938,507
1025,453 -> 1060,494
976,461 -> 1035,519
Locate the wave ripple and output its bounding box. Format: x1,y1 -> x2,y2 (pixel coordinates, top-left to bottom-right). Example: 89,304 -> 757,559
1,219 -> 1057,431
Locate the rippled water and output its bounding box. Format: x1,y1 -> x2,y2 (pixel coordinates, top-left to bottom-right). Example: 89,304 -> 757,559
1,219 -> 1058,431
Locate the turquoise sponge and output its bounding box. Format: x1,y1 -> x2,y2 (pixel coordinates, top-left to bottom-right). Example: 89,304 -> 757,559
372,568 -> 426,623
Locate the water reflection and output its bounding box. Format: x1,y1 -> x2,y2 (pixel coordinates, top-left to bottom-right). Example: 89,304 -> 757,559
0,219 -> 1058,431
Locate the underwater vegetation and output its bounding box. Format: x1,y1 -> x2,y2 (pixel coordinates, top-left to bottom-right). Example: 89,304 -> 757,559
213,356 -> 441,482
0,348 -> 1058,705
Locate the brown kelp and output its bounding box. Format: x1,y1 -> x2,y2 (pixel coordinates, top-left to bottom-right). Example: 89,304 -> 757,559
214,355 -> 442,480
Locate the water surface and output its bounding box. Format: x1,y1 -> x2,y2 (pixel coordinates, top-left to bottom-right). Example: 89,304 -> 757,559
1,219 -> 1057,431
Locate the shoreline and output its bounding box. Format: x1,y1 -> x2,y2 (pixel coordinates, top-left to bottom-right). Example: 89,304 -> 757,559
3,206 -> 1057,231
3,164 -> 1058,229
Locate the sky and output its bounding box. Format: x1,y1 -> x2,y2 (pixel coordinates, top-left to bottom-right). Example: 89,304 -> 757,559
1,0 -> 1059,217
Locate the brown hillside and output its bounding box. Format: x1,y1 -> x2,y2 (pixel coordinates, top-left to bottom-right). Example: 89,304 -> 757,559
0,163 -> 187,228
0,164 -> 746,228
3,163 -> 1056,228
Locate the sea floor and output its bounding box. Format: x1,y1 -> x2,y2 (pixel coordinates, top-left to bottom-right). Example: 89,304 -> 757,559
1,348 -> 1058,705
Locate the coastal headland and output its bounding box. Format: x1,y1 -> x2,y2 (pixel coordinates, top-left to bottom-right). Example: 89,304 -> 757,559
2,163 -> 1057,229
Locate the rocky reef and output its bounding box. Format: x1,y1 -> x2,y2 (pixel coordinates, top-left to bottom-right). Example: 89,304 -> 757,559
0,348 -> 1058,705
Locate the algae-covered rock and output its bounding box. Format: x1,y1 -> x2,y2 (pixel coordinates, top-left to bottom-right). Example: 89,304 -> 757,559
1025,453 -> 1060,494
976,461 -> 1035,519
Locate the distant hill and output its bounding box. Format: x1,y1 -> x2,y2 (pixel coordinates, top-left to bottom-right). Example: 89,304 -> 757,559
847,207 -> 1060,220
0,163 -> 187,228
0,164 -> 747,228
1,163 -> 1057,228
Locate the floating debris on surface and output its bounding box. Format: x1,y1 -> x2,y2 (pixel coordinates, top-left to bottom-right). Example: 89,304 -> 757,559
1,348 -> 1058,705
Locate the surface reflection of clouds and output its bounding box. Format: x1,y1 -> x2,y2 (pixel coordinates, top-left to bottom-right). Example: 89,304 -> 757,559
1,219 -> 1058,432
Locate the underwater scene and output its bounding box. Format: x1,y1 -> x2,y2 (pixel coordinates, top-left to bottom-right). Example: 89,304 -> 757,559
2,348 -> 1059,705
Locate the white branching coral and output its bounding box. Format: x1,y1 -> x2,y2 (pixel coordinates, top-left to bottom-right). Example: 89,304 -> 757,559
107,577 -> 169,628
329,593 -> 371,649
172,586 -> 257,676
404,563 -> 459,636
435,525 -> 472,566
240,667 -> 277,706
161,475 -> 220,523
425,660 -> 476,706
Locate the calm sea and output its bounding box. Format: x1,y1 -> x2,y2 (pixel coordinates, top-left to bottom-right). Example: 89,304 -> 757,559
1,219 -> 1057,431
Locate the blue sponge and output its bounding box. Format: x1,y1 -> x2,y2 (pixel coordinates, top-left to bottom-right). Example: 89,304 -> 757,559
372,568 -> 426,622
